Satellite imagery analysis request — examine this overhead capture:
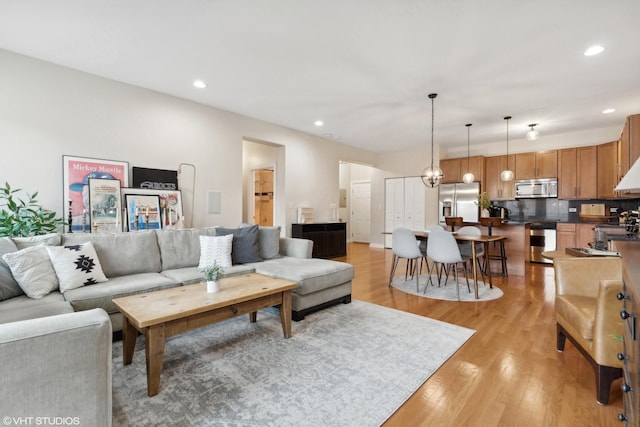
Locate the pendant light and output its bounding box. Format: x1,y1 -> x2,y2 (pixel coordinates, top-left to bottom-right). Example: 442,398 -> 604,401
526,123 -> 539,141
500,116 -> 514,181
462,123 -> 475,183
421,93 -> 444,187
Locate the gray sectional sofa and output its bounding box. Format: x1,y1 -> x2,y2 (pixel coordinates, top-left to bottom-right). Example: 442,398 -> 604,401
0,226 -> 353,424
0,227 -> 354,331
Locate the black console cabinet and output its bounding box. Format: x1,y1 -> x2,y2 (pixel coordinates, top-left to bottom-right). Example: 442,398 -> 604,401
291,222 -> 347,259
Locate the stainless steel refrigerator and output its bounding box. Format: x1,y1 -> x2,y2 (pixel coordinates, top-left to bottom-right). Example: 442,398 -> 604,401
438,182 -> 481,226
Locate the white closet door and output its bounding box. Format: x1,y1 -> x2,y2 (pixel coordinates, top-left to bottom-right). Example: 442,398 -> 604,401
384,178 -> 405,248
404,177 -> 426,231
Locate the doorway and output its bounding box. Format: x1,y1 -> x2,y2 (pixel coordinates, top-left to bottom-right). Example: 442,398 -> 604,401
252,168 -> 274,226
351,181 -> 371,243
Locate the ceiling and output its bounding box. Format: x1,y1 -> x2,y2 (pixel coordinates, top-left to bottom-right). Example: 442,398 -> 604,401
1,0 -> 639,153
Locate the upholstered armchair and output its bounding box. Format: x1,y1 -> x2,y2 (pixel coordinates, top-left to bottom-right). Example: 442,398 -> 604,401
554,257 -> 623,404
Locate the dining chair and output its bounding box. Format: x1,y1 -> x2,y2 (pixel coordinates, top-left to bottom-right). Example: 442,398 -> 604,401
426,229 -> 471,300
456,225 -> 486,284
389,227 -> 426,292
420,225 -> 445,265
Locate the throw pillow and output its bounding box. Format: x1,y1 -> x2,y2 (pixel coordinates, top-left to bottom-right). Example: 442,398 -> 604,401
0,237 -> 24,301
216,225 -> 262,264
258,226 -> 281,259
46,242 -> 108,293
198,234 -> 233,269
2,245 -> 59,299
239,223 -> 281,259
12,233 -> 62,250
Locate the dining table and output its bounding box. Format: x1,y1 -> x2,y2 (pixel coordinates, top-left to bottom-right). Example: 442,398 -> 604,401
386,230 -> 507,299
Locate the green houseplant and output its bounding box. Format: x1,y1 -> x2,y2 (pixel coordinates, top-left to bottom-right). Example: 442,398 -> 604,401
0,182 -> 66,237
475,192 -> 492,218
202,263 -> 224,293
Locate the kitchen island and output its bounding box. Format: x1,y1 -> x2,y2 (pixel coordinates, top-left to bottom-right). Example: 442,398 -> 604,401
476,220 -> 530,277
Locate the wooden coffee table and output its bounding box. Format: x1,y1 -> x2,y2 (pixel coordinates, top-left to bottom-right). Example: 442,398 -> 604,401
112,273 -> 298,396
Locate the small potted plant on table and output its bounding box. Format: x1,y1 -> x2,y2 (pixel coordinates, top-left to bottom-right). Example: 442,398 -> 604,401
202,263 -> 224,293
476,192 -> 492,218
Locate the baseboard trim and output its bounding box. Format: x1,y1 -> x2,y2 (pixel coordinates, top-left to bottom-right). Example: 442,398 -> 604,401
369,243 -> 385,249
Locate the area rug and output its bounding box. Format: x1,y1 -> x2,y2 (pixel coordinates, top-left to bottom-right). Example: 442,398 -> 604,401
112,300 -> 474,427
391,275 -> 503,301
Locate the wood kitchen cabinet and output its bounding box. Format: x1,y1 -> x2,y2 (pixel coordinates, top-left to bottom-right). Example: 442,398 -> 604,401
558,146 -> 597,199
556,223 -> 576,252
484,155 -> 515,200
440,158 -> 461,184
597,141 -> 618,199
515,150 -> 558,179
556,222 -> 595,251
440,156 -> 484,184
576,223 -> 595,247
618,114 -> 640,197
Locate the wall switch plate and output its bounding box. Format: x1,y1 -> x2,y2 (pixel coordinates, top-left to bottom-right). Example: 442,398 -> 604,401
569,207 -> 577,213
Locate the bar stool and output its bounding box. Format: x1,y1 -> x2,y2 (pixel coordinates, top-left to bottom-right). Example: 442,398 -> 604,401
444,216 -> 463,232
480,217 -> 508,276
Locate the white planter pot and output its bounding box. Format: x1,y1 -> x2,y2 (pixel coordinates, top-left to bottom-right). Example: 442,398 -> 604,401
481,208 -> 490,218
206,280 -> 219,293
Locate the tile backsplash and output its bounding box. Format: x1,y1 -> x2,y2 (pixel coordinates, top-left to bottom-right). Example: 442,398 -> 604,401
491,198 -> 640,223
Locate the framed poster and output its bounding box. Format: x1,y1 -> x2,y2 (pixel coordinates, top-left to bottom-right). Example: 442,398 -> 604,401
131,167 -> 178,190
88,178 -> 122,233
124,194 -> 162,231
121,188 -> 183,229
63,155 -> 129,232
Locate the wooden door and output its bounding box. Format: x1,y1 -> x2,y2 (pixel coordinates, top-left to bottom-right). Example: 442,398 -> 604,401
439,158 -> 460,183
515,152 -> 536,179
536,150 -> 558,178
484,156 -> 503,200
558,148 -> 577,199
597,141 -> 618,198
630,115 -> 640,168
501,155 -> 516,200
253,169 -> 274,226
467,156 -> 485,184
576,223 -> 595,248
576,146 -> 597,199
556,223 -> 576,251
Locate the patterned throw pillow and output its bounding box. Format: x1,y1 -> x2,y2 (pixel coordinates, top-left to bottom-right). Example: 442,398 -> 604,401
46,242 -> 108,293
198,234 -> 233,269
2,245 -> 59,299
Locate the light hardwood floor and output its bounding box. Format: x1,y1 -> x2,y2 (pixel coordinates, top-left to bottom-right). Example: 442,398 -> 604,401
337,242 -> 622,427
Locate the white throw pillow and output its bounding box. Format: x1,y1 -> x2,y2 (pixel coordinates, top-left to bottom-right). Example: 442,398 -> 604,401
2,245 -> 59,299
198,234 -> 233,269
46,242 -> 108,292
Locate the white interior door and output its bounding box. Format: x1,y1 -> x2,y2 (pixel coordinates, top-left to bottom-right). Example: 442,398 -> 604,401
351,181 -> 371,243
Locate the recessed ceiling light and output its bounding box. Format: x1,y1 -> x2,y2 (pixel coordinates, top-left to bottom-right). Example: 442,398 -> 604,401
602,108 -> 616,114
193,80 -> 207,89
324,133 -> 341,140
314,120 -> 324,127
584,45 -> 604,56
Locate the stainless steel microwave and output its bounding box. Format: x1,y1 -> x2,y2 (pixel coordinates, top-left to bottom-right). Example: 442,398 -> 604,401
514,178 -> 558,198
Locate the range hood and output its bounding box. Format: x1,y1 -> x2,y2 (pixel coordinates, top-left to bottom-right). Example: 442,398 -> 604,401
615,157 -> 640,191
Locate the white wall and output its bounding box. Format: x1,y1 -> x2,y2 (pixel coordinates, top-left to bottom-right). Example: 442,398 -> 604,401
0,49 -> 626,243
0,49 -> 377,235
